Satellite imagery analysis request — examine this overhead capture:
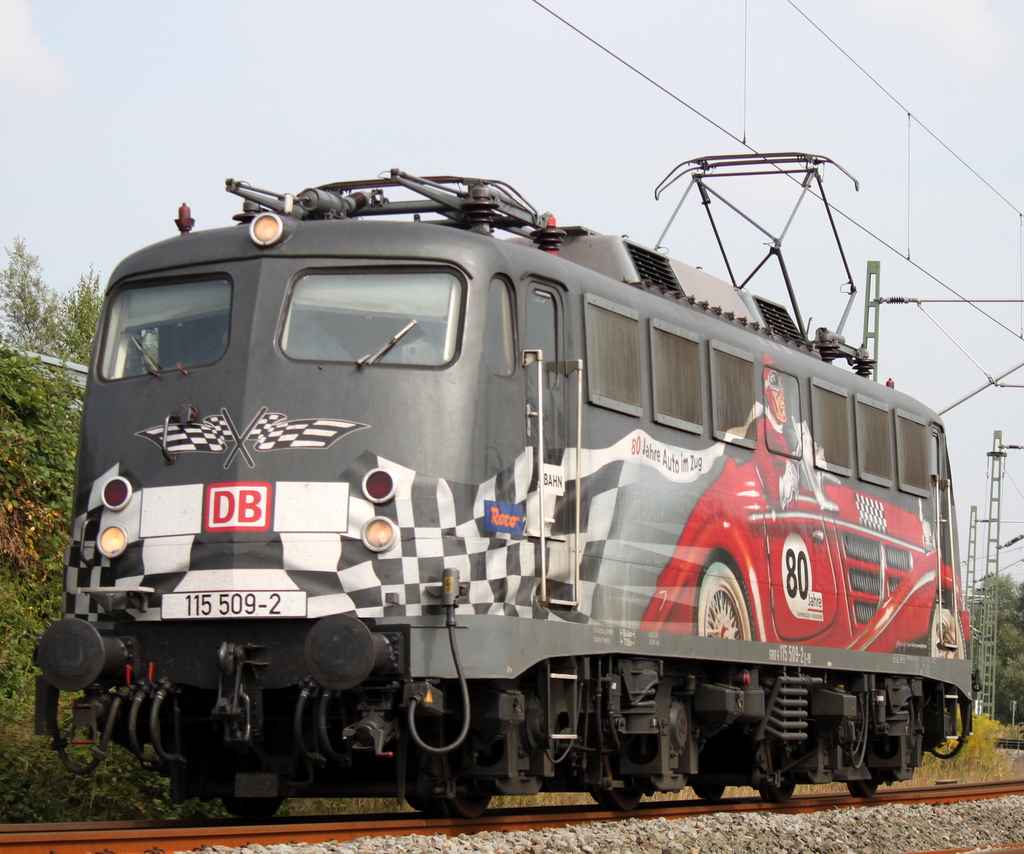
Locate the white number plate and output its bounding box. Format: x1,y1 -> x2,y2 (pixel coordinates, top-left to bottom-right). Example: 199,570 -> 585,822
161,591 -> 307,619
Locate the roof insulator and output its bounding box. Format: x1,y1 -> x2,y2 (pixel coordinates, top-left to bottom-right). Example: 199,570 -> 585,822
531,215 -> 566,254
233,200 -> 261,224
464,184 -> 499,234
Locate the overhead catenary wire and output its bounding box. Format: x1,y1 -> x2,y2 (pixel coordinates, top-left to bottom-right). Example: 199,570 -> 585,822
528,0 -> 1024,347
528,0 -> 751,150
787,0 -> 1024,221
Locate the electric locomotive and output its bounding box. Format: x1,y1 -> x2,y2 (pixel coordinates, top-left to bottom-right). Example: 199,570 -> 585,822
35,155 -> 973,818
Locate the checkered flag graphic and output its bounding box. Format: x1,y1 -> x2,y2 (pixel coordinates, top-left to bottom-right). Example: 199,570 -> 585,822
202,414 -> 243,444
136,420 -> 230,454
251,417 -> 367,451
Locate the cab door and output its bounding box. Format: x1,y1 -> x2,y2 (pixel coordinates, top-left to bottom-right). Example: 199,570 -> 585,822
521,283 -> 576,605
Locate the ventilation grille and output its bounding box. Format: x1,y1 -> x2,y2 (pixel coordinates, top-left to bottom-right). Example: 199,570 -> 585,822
652,326 -> 702,429
754,296 -> 803,341
584,296 -> 643,416
626,243 -> 680,290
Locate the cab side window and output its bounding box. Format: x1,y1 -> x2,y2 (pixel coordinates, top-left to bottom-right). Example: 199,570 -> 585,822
484,277 -> 515,376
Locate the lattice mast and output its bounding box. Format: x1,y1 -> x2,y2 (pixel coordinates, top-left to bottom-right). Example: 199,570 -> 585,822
860,261 -> 882,382
975,431 -> 1006,717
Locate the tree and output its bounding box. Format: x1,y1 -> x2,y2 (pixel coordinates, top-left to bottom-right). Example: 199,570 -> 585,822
52,266 -> 103,365
0,237 -> 57,355
993,574 -> 1024,723
0,238 -> 101,365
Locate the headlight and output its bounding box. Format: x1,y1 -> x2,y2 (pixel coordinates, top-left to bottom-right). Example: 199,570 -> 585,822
97,525 -> 128,558
362,517 -> 397,553
250,212 -> 285,246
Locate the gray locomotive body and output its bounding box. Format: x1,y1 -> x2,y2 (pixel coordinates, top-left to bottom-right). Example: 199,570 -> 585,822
35,167 -> 973,817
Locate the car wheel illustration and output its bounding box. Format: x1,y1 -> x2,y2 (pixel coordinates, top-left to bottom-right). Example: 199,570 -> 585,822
695,553 -> 754,641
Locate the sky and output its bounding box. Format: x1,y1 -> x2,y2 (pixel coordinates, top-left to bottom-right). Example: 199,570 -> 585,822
3,0 -> 1024,582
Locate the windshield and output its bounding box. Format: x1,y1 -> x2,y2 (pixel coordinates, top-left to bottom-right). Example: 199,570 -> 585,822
281,270 -> 461,366
100,278 -> 231,379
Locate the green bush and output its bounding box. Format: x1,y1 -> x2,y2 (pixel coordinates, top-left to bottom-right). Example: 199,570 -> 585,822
0,349 -> 224,822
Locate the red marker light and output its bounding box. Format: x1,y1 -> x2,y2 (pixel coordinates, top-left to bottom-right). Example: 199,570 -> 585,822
362,468 -> 397,503
102,476 -> 133,511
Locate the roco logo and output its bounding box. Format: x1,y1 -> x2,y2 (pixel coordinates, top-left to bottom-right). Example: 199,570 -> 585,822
205,482 -> 272,531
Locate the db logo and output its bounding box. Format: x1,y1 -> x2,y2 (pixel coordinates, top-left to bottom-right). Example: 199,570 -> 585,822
205,482 -> 272,531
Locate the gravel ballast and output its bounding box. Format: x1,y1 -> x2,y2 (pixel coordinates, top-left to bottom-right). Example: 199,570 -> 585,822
186,795 -> 1024,854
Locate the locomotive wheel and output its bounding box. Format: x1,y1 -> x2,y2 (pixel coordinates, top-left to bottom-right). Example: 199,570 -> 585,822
847,778 -> 879,798
414,793 -> 492,818
691,782 -> 726,802
757,779 -> 796,803
221,795 -> 284,820
590,786 -> 643,811
444,794 -> 492,819
696,557 -> 753,641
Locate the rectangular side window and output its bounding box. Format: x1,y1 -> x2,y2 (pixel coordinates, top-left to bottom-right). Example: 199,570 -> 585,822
711,341 -> 755,448
811,379 -> 851,476
856,396 -> 893,486
896,410 -> 930,496
584,294 -> 642,416
651,319 -> 702,432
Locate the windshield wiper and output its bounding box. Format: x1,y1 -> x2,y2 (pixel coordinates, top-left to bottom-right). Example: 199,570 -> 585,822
357,319 -> 418,367
132,335 -> 162,375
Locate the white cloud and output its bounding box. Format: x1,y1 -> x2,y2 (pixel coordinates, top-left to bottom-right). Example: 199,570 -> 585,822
865,0 -> 1013,72
0,0 -> 69,96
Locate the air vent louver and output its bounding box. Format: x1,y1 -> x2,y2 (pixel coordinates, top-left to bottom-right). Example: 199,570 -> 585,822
754,296 -> 804,341
626,243 -> 680,290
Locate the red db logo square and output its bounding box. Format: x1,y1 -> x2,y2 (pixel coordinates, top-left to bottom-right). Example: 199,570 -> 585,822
205,482 -> 273,532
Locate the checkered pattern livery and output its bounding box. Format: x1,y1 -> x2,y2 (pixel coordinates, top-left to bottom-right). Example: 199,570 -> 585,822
62,446 -> 697,625
856,493 -> 887,532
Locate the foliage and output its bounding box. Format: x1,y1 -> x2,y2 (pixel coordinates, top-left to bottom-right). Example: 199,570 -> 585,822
0,348 -> 225,822
0,238 -> 101,365
0,238 -> 56,356
920,713 -> 1010,783
980,574 -> 1024,723
53,266 -> 103,365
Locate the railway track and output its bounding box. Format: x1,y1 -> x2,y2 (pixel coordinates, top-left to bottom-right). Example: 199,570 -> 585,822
4,779 -> 1024,854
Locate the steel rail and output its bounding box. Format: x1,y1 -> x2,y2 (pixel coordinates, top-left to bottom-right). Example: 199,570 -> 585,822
3,779 -> 1024,854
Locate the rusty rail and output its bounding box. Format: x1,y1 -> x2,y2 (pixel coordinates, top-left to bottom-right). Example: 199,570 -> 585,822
3,779 -> 1024,854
